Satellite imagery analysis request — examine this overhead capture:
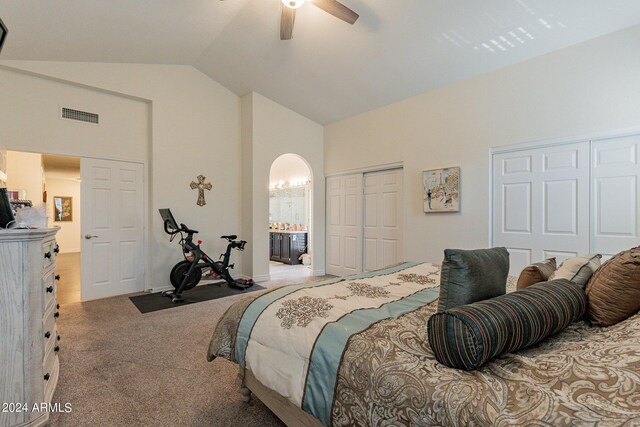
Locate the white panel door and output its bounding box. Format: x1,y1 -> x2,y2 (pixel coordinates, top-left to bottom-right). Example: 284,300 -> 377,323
591,135 -> 640,259
363,169 -> 403,271
81,158 -> 144,300
326,174 -> 362,276
493,142 -> 590,275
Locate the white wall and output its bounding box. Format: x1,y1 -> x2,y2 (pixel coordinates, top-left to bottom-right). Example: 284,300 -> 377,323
0,61 -> 241,289
0,151 -> 7,186
243,92 -> 325,280
5,151 -> 43,207
325,24 -> 640,265
269,153 -> 311,186
46,178 -> 81,253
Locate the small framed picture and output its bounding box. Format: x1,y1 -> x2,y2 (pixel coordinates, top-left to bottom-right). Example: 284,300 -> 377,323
423,167 -> 460,213
53,196 -> 73,222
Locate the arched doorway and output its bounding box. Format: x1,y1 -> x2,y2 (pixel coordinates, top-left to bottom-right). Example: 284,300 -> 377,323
268,154 -> 313,279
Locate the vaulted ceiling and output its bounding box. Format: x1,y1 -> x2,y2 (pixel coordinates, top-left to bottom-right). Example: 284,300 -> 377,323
2,0 -> 640,124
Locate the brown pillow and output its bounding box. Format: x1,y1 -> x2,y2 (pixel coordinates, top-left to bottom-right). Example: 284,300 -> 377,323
586,247 -> 640,327
516,258 -> 556,290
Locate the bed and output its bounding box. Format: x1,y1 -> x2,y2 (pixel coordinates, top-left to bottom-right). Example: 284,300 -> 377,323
207,262 -> 640,426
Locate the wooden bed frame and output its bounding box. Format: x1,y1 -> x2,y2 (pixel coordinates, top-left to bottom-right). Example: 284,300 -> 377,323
241,368 -> 324,427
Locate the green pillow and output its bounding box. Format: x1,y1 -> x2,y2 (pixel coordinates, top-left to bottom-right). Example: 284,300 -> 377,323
437,247 -> 509,312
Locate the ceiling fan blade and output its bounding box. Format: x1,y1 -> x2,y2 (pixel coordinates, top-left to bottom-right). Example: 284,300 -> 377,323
311,0 -> 359,24
280,6 -> 296,40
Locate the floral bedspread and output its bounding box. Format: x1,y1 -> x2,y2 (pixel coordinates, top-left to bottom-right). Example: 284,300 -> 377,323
208,265 -> 640,426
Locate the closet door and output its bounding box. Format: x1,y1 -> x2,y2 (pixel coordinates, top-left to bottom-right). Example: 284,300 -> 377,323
591,135 -> 640,259
492,142 -> 590,275
326,174 -> 362,276
363,169 -> 403,271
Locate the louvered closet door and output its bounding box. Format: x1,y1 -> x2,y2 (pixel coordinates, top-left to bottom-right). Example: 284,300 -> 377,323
591,135 -> 640,259
492,142 -> 590,275
326,174 -> 362,276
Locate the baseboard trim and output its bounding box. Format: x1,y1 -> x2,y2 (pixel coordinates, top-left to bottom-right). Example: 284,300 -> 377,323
146,285 -> 172,293
312,269 -> 326,276
252,274 -> 271,283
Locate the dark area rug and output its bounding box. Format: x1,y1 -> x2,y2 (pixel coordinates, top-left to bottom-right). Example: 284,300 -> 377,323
129,282 -> 265,313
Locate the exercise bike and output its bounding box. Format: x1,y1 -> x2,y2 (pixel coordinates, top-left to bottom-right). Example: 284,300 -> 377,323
159,208 -> 255,303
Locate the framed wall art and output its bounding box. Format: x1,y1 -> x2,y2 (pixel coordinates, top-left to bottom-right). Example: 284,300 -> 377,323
423,166 -> 460,213
53,196 -> 73,222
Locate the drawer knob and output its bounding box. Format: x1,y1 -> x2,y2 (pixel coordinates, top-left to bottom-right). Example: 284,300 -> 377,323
44,373 -> 50,381
46,286 -> 54,293
55,274 -> 61,281
44,252 -> 52,259
54,346 -> 60,353
57,335 -> 61,341
54,311 -> 60,318
56,304 -> 60,309
44,331 -> 51,339
54,245 -> 60,254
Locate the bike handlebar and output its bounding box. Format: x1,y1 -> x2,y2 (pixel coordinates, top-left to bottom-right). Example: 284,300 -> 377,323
179,223 -> 198,234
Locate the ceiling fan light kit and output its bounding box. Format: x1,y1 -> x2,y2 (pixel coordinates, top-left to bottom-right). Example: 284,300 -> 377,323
282,0 -> 307,9
223,0 -> 358,40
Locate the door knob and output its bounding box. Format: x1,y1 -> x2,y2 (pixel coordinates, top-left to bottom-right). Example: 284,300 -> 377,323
84,234 -> 98,239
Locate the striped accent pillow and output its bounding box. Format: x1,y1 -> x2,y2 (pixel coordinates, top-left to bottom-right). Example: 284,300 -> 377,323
427,279 -> 587,370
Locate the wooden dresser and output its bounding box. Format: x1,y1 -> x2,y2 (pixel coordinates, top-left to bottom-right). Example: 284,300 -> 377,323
0,228 -> 61,427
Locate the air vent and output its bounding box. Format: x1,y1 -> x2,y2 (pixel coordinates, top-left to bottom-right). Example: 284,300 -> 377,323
61,107 -> 99,124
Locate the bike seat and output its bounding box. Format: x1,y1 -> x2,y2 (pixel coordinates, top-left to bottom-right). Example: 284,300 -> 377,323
221,234 -> 237,240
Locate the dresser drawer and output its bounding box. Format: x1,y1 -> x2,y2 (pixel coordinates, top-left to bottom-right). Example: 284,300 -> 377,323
43,342 -> 58,394
42,239 -> 59,271
44,324 -> 59,359
44,350 -> 60,404
43,303 -> 57,345
43,270 -> 57,313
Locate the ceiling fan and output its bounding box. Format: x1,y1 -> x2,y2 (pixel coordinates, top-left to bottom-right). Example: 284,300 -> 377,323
278,0 -> 358,40
223,0 -> 359,40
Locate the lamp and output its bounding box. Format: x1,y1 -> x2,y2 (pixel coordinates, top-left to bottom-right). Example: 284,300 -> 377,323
281,0 -> 307,9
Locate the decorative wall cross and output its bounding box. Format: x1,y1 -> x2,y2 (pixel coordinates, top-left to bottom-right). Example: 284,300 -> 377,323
190,175 -> 212,206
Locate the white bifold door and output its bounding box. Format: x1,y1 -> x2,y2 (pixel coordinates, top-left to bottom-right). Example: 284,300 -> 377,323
492,142 -> 590,275
591,135 -> 640,259
326,169 -> 404,276
493,134 -> 640,275
81,158 -> 144,300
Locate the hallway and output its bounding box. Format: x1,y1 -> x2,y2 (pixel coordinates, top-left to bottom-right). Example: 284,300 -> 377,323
55,252 -> 81,304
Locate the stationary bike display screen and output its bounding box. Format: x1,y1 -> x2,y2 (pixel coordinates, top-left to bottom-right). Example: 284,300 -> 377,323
159,208 -> 179,232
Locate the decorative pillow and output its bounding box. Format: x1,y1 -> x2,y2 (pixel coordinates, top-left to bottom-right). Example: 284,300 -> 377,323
437,247 -> 509,312
549,254 -> 602,287
428,279 -> 587,370
586,247 -> 640,327
516,258 -> 556,290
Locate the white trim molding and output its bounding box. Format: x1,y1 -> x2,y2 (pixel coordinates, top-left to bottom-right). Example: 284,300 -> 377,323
312,268 -> 326,276
324,161 -> 403,177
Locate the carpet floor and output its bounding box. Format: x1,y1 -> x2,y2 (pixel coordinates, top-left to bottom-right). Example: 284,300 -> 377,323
50,274 -> 329,426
